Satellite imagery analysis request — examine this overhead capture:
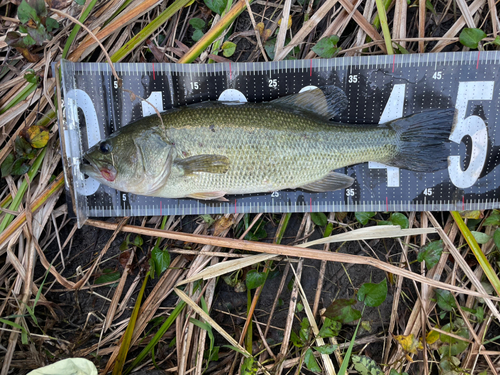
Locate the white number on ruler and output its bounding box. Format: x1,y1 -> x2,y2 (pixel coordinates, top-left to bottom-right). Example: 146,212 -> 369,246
271,191 -> 279,197
190,82 -> 199,90
141,91 -> 164,117
346,188 -> 355,196
122,193 -> 127,201
423,188 -> 433,196
113,80 -> 118,89
268,79 -> 277,88
348,75 -> 358,83
448,81 -> 494,189
66,89 -> 101,196
432,72 -> 442,80
368,84 -> 405,187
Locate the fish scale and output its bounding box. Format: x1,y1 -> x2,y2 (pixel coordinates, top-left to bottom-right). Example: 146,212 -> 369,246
57,52 -> 500,226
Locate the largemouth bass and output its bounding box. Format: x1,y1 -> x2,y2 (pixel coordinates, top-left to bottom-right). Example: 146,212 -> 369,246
81,87 -> 456,200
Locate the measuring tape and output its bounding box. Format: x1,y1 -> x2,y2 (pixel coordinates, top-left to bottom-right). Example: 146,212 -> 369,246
59,51 -> 500,226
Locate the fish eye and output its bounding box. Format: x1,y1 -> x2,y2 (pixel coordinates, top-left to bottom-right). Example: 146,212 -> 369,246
100,142 -> 112,154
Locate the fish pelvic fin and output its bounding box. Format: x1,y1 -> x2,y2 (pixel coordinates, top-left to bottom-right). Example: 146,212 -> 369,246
385,108 -> 457,172
187,192 -> 228,201
175,154 -> 230,175
299,171 -> 354,192
271,86 -> 348,120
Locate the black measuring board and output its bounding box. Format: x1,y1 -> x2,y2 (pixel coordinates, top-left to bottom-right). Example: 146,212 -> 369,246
58,52 -> 500,227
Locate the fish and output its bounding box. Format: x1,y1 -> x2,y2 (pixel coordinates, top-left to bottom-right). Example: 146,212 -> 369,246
80,86 -> 456,201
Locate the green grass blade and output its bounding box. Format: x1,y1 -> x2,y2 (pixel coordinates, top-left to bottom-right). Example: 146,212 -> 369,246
374,0 -> 393,54
111,0 -> 193,63
113,271 -> 150,375
0,318 -> 26,332
0,82 -> 37,115
123,301 -> 186,375
451,211 -> 500,297
275,213 -> 292,245
0,147 -> 47,234
338,306 -> 365,375
62,0 -> 99,59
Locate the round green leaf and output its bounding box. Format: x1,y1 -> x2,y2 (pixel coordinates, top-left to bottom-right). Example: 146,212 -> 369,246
221,41 -> 236,57
311,212 -> 328,226
313,344 -> 338,355
434,289 -> 457,311
417,240 -> 443,270
494,229 -> 500,249
352,355 -> 384,375
151,246 -> 171,276
95,269 -> 121,284
389,213 -> 409,229
471,230 -> 491,244
304,348 -> 322,373
355,212 -> 375,225
46,17 -> 59,32
323,298 -> 361,323
11,157 -> 30,176
18,0 -> 39,24
358,278 -> 387,307
245,269 -> 267,290
459,28 -> 487,49
204,0 -> 227,15
189,17 -> 205,30
192,29 -> 204,42
1,154 -> 15,177
312,35 -> 340,58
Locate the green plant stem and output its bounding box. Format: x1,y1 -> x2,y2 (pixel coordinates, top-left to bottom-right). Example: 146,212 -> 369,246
0,82 -> 37,115
0,147 -> 47,234
374,0 -> 394,54
154,215 -> 169,247
275,213 -> 291,245
113,271 -> 150,375
451,211 -> 500,297
372,0 -> 392,30
62,0 -> 99,59
246,289 -> 253,353
124,301 -> 186,375
111,0 -> 193,63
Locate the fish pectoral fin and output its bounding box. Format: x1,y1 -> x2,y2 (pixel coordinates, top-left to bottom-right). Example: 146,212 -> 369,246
175,154 -> 230,175
187,192 -> 229,201
299,172 -> 354,192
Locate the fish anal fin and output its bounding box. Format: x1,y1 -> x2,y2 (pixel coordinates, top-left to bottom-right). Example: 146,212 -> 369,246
187,192 -> 229,201
299,171 -> 354,192
271,86 -> 348,120
176,154 -> 230,175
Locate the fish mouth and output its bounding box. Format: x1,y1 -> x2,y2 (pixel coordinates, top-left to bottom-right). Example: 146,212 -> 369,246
80,155 -> 117,182
80,156 -> 100,178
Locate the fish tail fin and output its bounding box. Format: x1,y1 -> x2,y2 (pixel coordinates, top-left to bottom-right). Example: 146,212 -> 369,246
386,108 -> 457,172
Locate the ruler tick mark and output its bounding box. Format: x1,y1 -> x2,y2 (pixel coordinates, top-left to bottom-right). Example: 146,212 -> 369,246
476,51 -> 480,69
386,197 -> 388,212
152,63 -> 155,80
392,55 -> 395,72
310,59 -> 312,76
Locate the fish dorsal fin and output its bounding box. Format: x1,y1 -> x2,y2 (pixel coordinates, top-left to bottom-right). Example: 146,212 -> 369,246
299,171 -> 354,192
175,154 -> 230,175
271,86 -> 348,120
